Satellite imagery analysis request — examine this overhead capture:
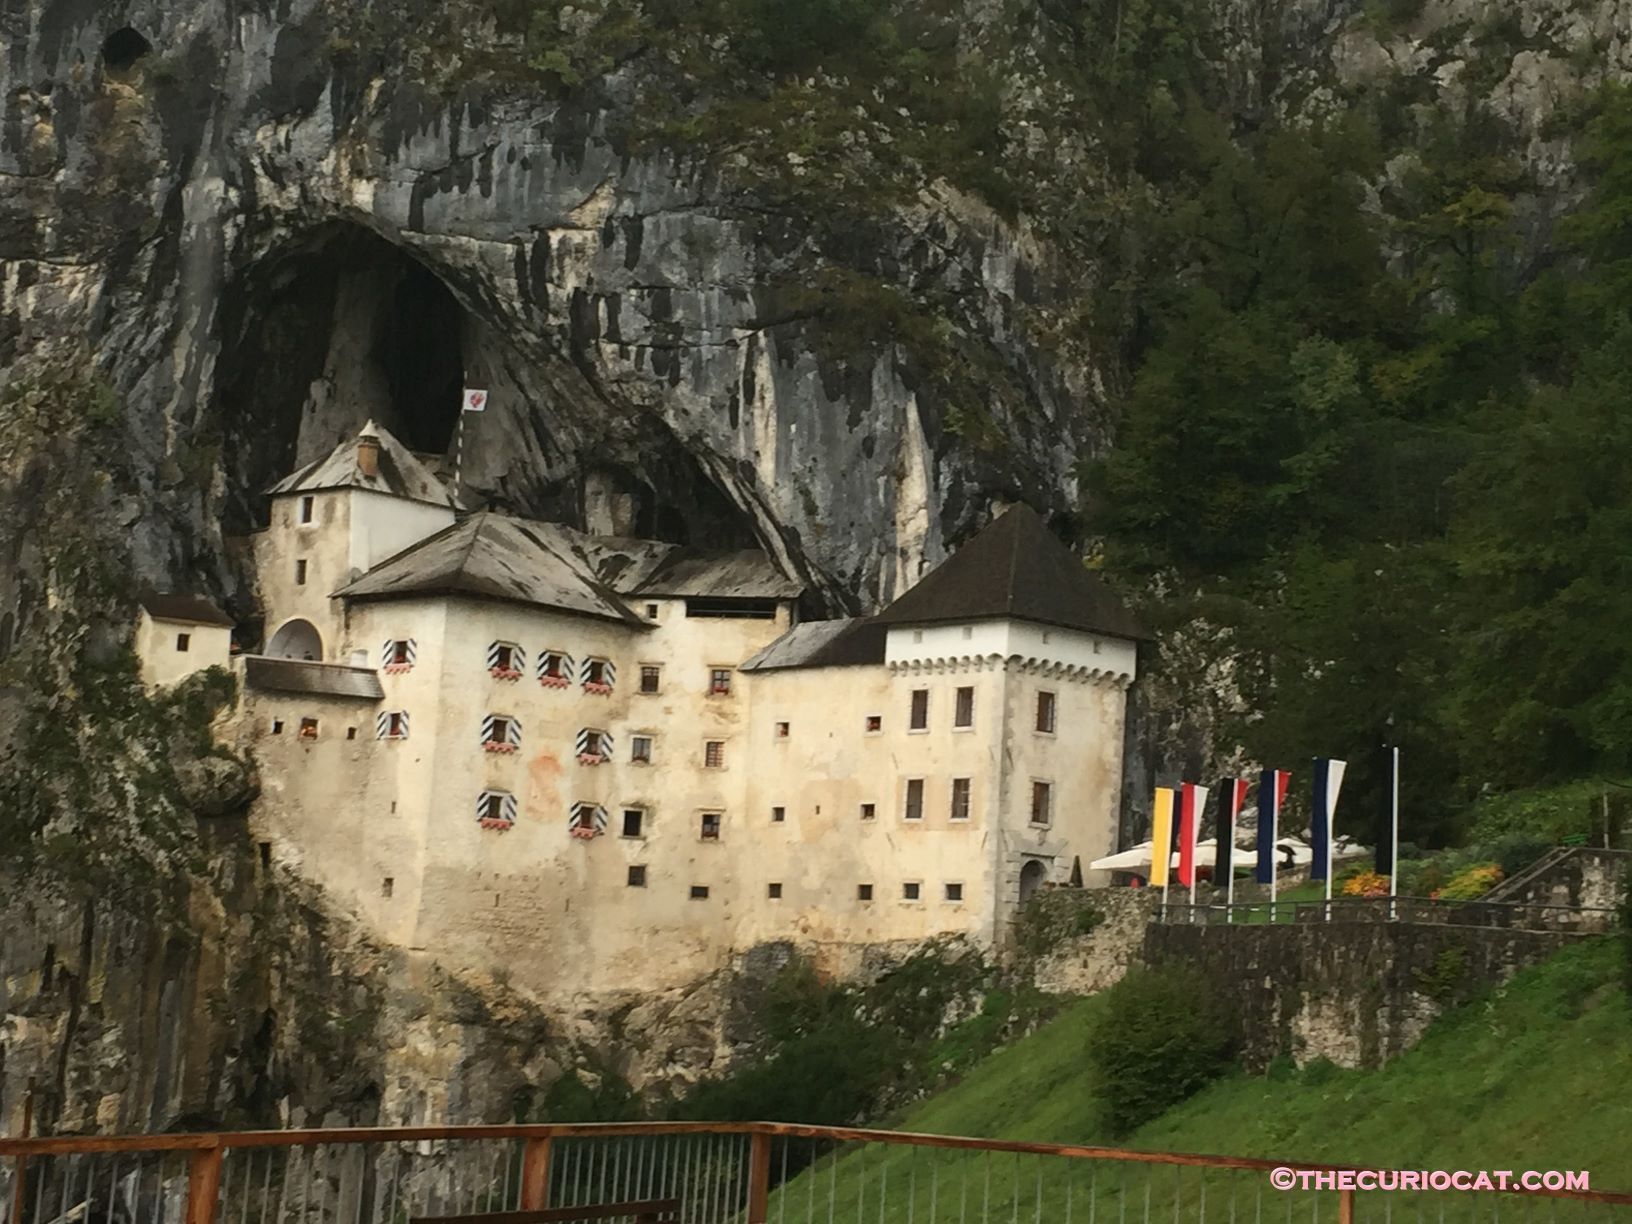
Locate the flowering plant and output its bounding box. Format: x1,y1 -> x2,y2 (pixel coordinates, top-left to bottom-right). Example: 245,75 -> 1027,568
1341,869 -> 1390,898
484,741 -> 517,754
1436,862 -> 1504,901
384,662 -> 413,674
539,673 -> 570,689
583,681 -> 613,695
490,667 -> 523,681
577,752 -> 606,766
479,817 -> 513,831
569,824 -> 600,840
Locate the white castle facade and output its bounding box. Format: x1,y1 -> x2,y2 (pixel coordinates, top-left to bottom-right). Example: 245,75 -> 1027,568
139,424 -> 1143,999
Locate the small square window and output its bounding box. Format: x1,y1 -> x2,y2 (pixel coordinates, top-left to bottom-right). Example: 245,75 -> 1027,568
622,809 -> 645,838
904,779 -> 924,822
912,630 -> 923,643
1036,691 -> 1057,734
774,721 -> 790,739
1031,781 -> 1053,826
772,806 -> 786,823
954,686 -> 974,729
382,877 -> 394,898
909,689 -> 929,731
640,665 -> 661,694
390,640 -> 412,666
961,626 -> 973,639
346,727 -> 357,741
646,603 -> 660,620
865,714 -> 882,734
767,882 -> 783,899
690,884 -> 709,899
299,495 -> 315,524
704,740 -> 725,769
629,865 -> 648,888
700,812 -> 722,841
176,633 -> 190,652
298,717 -> 318,740
945,882 -> 964,902
902,882 -> 921,901
860,803 -> 876,821
270,719 -> 284,735
857,884 -> 874,902
294,559 -> 308,585
950,777 -> 971,821
631,735 -> 653,764
708,668 -> 732,696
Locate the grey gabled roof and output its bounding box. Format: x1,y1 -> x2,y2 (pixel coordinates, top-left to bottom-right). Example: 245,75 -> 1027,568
631,548 -> 803,600
244,657 -> 385,700
266,421 -> 460,509
334,513 -> 650,627
740,617 -> 888,672
139,592 -> 234,627
872,504 -> 1148,641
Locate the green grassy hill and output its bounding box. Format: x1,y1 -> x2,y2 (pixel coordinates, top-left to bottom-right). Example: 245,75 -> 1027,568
765,938 -> 1631,1222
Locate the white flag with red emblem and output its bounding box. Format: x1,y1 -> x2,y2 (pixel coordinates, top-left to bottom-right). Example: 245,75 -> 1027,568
462,388 -> 488,412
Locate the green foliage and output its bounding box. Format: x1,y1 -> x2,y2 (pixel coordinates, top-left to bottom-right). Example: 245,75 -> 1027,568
1412,947 -> 1469,1002
1085,966 -> 1236,1137
535,1065 -> 642,1122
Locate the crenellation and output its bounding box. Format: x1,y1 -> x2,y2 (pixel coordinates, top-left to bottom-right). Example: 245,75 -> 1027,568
137,421 -> 1147,999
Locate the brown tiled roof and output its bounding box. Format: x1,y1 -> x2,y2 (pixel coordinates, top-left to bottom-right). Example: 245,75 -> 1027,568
740,618 -> 888,672
139,593 -> 234,627
872,504 -> 1147,640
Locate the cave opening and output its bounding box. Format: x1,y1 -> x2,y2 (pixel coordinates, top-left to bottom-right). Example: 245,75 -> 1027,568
101,27 -> 152,75
215,224 -> 467,533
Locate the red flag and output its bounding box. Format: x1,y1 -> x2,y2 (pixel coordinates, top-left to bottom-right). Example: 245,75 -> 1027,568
1176,783 -> 1210,887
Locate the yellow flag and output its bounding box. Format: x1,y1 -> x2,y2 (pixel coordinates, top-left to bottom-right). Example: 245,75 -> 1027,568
1150,787 -> 1175,887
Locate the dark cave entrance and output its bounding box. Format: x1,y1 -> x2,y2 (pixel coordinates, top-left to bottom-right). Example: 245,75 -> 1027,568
215,225 -> 466,532
101,27 -> 152,76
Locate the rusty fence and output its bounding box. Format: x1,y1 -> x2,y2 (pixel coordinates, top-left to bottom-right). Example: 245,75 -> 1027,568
3,1124 -> 1631,1224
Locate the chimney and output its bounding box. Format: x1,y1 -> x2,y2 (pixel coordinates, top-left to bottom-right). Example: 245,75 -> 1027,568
356,433 -> 381,477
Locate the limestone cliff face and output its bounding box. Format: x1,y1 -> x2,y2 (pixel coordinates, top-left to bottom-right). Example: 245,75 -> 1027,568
1,0 -> 1622,1137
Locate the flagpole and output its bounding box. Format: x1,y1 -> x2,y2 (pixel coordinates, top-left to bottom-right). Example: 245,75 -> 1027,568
1389,746 -> 1400,922
1224,784 -> 1236,924
1324,762 -> 1333,924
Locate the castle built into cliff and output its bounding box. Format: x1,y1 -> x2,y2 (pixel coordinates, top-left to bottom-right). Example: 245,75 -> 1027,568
138,423 -> 1143,998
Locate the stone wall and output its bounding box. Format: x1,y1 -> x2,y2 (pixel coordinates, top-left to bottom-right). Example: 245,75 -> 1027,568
1020,888 -> 1157,995
1489,847 -> 1630,916
1144,920 -> 1584,1071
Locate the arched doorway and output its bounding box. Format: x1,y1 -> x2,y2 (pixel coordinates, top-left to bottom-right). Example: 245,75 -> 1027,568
267,618 -> 323,661
1018,859 -> 1048,907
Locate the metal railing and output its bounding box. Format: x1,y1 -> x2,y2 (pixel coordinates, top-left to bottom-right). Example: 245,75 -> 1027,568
4,1123 -> 1631,1224
1156,895 -> 1621,931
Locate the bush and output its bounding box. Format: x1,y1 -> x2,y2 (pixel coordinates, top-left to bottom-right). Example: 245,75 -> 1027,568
1086,966 -> 1237,1137
1435,862 -> 1504,900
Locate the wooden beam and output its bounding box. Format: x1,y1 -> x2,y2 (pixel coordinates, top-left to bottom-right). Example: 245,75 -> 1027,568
519,1137 -> 551,1210
186,1144 -> 224,1224
745,1132 -> 771,1224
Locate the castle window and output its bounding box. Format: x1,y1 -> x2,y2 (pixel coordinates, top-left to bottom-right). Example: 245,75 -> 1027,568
686,598 -> 777,620
382,877 -> 394,898
298,717 -> 319,740
1036,691 -> 1057,734
904,779 -> 924,822
176,633 -> 190,652
376,711 -> 409,741
383,638 -> 416,673
690,885 -> 710,900
961,626 -> 973,640
954,686 -> 974,729
708,668 -> 733,696
576,728 -> 611,764
700,812 -> 722,841
487,642 -> 525,680
902,882 -> 922,902
639,664 -> 661,694
771,805 -> 786,823
631,735 -> 653,764
299,495 -> 315,524
622,808 -> 645,838
703,740 -> 725,769
950,777 -> 971,821
865,714 -> 882,734
860,803 -> 876,821
857,884 -> 874,902
581,657 -> 615,694
482,714 -> 521,753
1030,781 -> 1053,826
628,865 -> 647,888
774,721 -> 790,740
646,603 -> 660,620
478,790 -> 517,831
569,803 -> 607,839
909,689 -> 929,731
270,719 -> 284,735
537,650 -> 573,688
767,882 -> 783,899
295,560 -> 308,585
945,882 -> 964,902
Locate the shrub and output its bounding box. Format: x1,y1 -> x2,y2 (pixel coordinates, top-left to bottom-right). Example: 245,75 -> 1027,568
1086,966 -> 1237,1137
1435,863 -> 1504,900
1342,869 -> 1390,897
